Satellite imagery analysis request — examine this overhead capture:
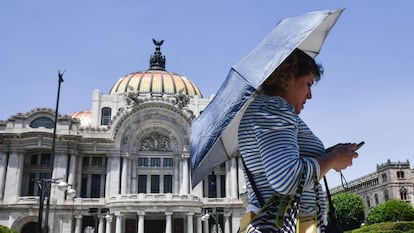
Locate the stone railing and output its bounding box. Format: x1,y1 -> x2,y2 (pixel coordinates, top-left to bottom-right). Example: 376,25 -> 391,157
108,193 -> 201,203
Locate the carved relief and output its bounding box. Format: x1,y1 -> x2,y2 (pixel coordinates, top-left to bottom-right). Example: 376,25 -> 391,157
174,92 -> 190,109
139,132 -> 171,152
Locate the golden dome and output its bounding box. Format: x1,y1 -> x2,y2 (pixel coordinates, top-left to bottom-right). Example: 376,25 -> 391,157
109,39 -> 203,98
109,70 -> 202,97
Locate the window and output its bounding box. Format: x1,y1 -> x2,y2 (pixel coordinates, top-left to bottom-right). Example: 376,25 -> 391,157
80,156 -> 106,198
151,175 -> 160,193
40,153 -> 51,166
163,158 -> 173,167
164,175 -> 173,193
366,196 -> 371,209
91,174 -> 101,198
220,175 -> 226,197
374,193 -> 379,205
28,173 -> 36,196
400,187 -> 407,201
21,153 -> 52,197
81,174 -> 88,197
151,158 -> 161,167
138,175 -> 147,193
30,154 -> 38,165
82,157 -> 89,167
101,107 -> 112,125
397,171 -> 405,179
92,157 -> 103,167
208,174 -> 217,198
382,173 -> 387,183
384,189 -> 389,201
138,158 -> 148,167
30,117 -> 54,129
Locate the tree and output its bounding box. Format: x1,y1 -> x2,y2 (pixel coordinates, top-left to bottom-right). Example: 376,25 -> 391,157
367,200 -> 414,224
332,192 -> 365,231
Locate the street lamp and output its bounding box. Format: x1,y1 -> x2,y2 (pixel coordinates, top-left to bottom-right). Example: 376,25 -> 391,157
89,207 -> 110,233
37,70 -> 66,233
201,208 -> 223,233
35,178 -> 76,233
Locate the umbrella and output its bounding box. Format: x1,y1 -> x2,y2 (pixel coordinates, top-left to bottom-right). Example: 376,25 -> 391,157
190,9 -> 344,187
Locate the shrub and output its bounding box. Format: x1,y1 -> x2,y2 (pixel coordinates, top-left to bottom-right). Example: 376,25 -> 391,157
367,200 -> 414,224
0,225 -> 19,233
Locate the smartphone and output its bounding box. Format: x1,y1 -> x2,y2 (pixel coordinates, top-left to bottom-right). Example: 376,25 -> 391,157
354,141 -> 365,151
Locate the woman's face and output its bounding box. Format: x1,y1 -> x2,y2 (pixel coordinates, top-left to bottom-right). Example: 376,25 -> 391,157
283,74 -> 315,114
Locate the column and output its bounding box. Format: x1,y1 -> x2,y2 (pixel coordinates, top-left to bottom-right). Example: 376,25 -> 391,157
67,150 -> 77,191
179,159 -> 183,194
115,213 -> 123,233
107,155 -> 121,197
0,151 -> 8,200
165,212 -> 172,233
4,150 -> 23,203
203,178 -> 209,197
182,156 -> 189,194
121,156 -> 128,194
127,156 -> 132,193
224,213 -> 231,233
76,156 -> 83,196
203,215 -> 209,233
196,215 -> 202,233
105,214 -> 113,233
131,158 -> 137,193
137,211 -> 145,233
74,215 -> 82,233
187,212 -> 194,233
230,157 -> 238,199
98,216 -> 105,233
225,160 -> 231,199
52,148 -> 69,203
237,156 -> 247,194
174,158 -> 179,193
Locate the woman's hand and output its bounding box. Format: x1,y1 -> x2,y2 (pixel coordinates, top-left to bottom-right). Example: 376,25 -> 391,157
327,143 -> 358,172
316,143 -> 358,179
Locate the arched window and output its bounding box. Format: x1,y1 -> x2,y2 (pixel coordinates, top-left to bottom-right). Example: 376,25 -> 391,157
384,189 -> 389,201
400,187 -> 407,201
382,173 -> 387,183
30,117 -> 54,129
366,196 -> 371,209
100,107 -> 112,125
374,193 -> 379,205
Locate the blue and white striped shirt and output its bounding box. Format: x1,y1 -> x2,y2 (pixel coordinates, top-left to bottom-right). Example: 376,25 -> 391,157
238,94 -> 327,217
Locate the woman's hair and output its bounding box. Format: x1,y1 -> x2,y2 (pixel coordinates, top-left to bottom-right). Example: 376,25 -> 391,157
261,48 -> 323,94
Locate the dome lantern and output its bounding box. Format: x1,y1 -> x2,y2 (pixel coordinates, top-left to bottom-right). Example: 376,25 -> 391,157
149,39 -> 166,71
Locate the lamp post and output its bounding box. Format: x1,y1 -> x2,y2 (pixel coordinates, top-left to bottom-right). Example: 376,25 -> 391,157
89,208 -> 110,233
36,69 -> 69,233
44,70 -> 64,233
201,208 -> 223,233
35,178 -> 76,233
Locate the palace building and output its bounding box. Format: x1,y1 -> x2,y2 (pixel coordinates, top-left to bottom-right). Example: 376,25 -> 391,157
331,160 -> 414,215
0,40 -> 247,233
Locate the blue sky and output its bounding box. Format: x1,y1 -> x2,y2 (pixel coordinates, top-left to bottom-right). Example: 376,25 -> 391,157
1,1 -> 413,187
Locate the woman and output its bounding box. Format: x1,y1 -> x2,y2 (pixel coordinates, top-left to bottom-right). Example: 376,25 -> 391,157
238,48 -> 358,233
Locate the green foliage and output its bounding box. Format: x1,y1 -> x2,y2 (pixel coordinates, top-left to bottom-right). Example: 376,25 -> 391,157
0,225 -> 19,233
332,192 -> 365,231
367,200 -> 414,224
349,221 -> 414,233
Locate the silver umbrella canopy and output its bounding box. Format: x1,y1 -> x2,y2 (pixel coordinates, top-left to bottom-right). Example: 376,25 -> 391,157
190,9 -> 344,187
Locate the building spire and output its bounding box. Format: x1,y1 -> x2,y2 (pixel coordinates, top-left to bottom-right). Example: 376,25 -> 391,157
149,39 -> 166,70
